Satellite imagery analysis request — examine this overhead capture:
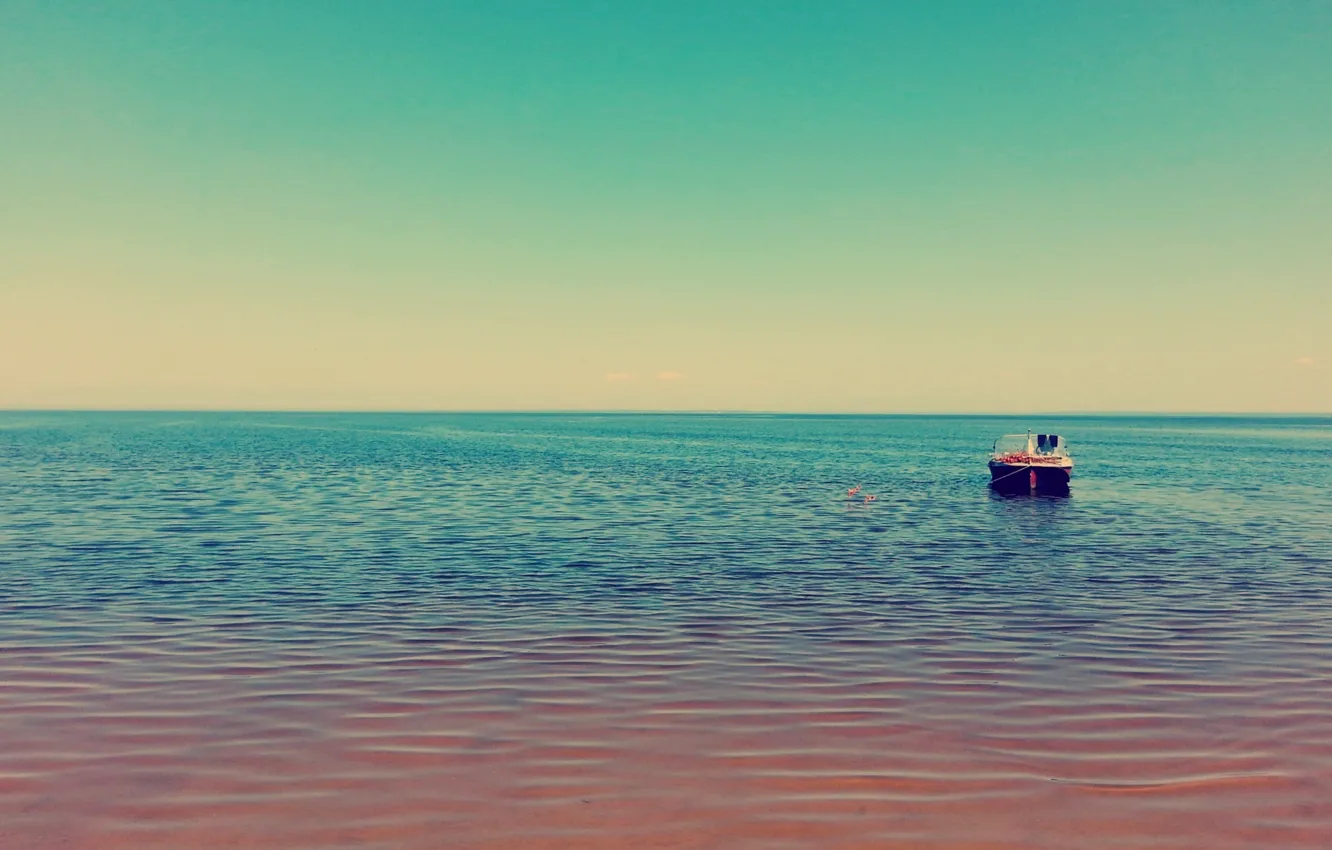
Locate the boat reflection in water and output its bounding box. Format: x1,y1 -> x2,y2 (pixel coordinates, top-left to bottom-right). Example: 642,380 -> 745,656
989,431 -> 1072,495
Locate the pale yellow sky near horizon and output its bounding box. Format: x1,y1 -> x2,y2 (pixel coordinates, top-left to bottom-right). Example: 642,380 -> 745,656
4,219 -> 1326,413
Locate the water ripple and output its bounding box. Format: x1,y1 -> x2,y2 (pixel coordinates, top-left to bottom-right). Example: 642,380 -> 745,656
2,412 -> 1330,848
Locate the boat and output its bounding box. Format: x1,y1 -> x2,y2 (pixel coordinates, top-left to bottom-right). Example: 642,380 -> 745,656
989,431 -> 1072,493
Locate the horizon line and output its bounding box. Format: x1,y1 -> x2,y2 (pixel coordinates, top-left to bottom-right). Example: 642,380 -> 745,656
3,408 -> 1331,418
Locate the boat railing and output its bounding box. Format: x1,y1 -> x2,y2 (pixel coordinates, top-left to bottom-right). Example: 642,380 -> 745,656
991,432 -> 1069,460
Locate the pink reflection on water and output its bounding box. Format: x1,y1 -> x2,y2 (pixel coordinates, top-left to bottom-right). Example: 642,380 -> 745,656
3,635 -> 1331,850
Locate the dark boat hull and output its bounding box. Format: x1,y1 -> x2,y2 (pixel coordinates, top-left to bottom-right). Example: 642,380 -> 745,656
989,462 -> 1071,494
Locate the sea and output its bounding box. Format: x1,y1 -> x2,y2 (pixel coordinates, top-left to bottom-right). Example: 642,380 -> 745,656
2,412 -> 1330,849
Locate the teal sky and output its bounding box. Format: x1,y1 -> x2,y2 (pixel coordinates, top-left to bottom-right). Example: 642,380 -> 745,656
2,1 -> 1329,411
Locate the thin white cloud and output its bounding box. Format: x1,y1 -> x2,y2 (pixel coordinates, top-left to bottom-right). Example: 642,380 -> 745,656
1296,356 -> 1315,366
605,372 -> 635,382
656,371 -> 684,381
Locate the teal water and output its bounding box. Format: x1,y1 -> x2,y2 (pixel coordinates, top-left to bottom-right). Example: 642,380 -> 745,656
2,413 -> 1331,848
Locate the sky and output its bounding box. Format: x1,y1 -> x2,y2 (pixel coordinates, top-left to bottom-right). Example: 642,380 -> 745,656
2,1 -> 1329,412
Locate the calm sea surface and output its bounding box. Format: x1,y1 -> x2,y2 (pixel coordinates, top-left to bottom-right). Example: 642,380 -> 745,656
2,413 -> 1331,849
